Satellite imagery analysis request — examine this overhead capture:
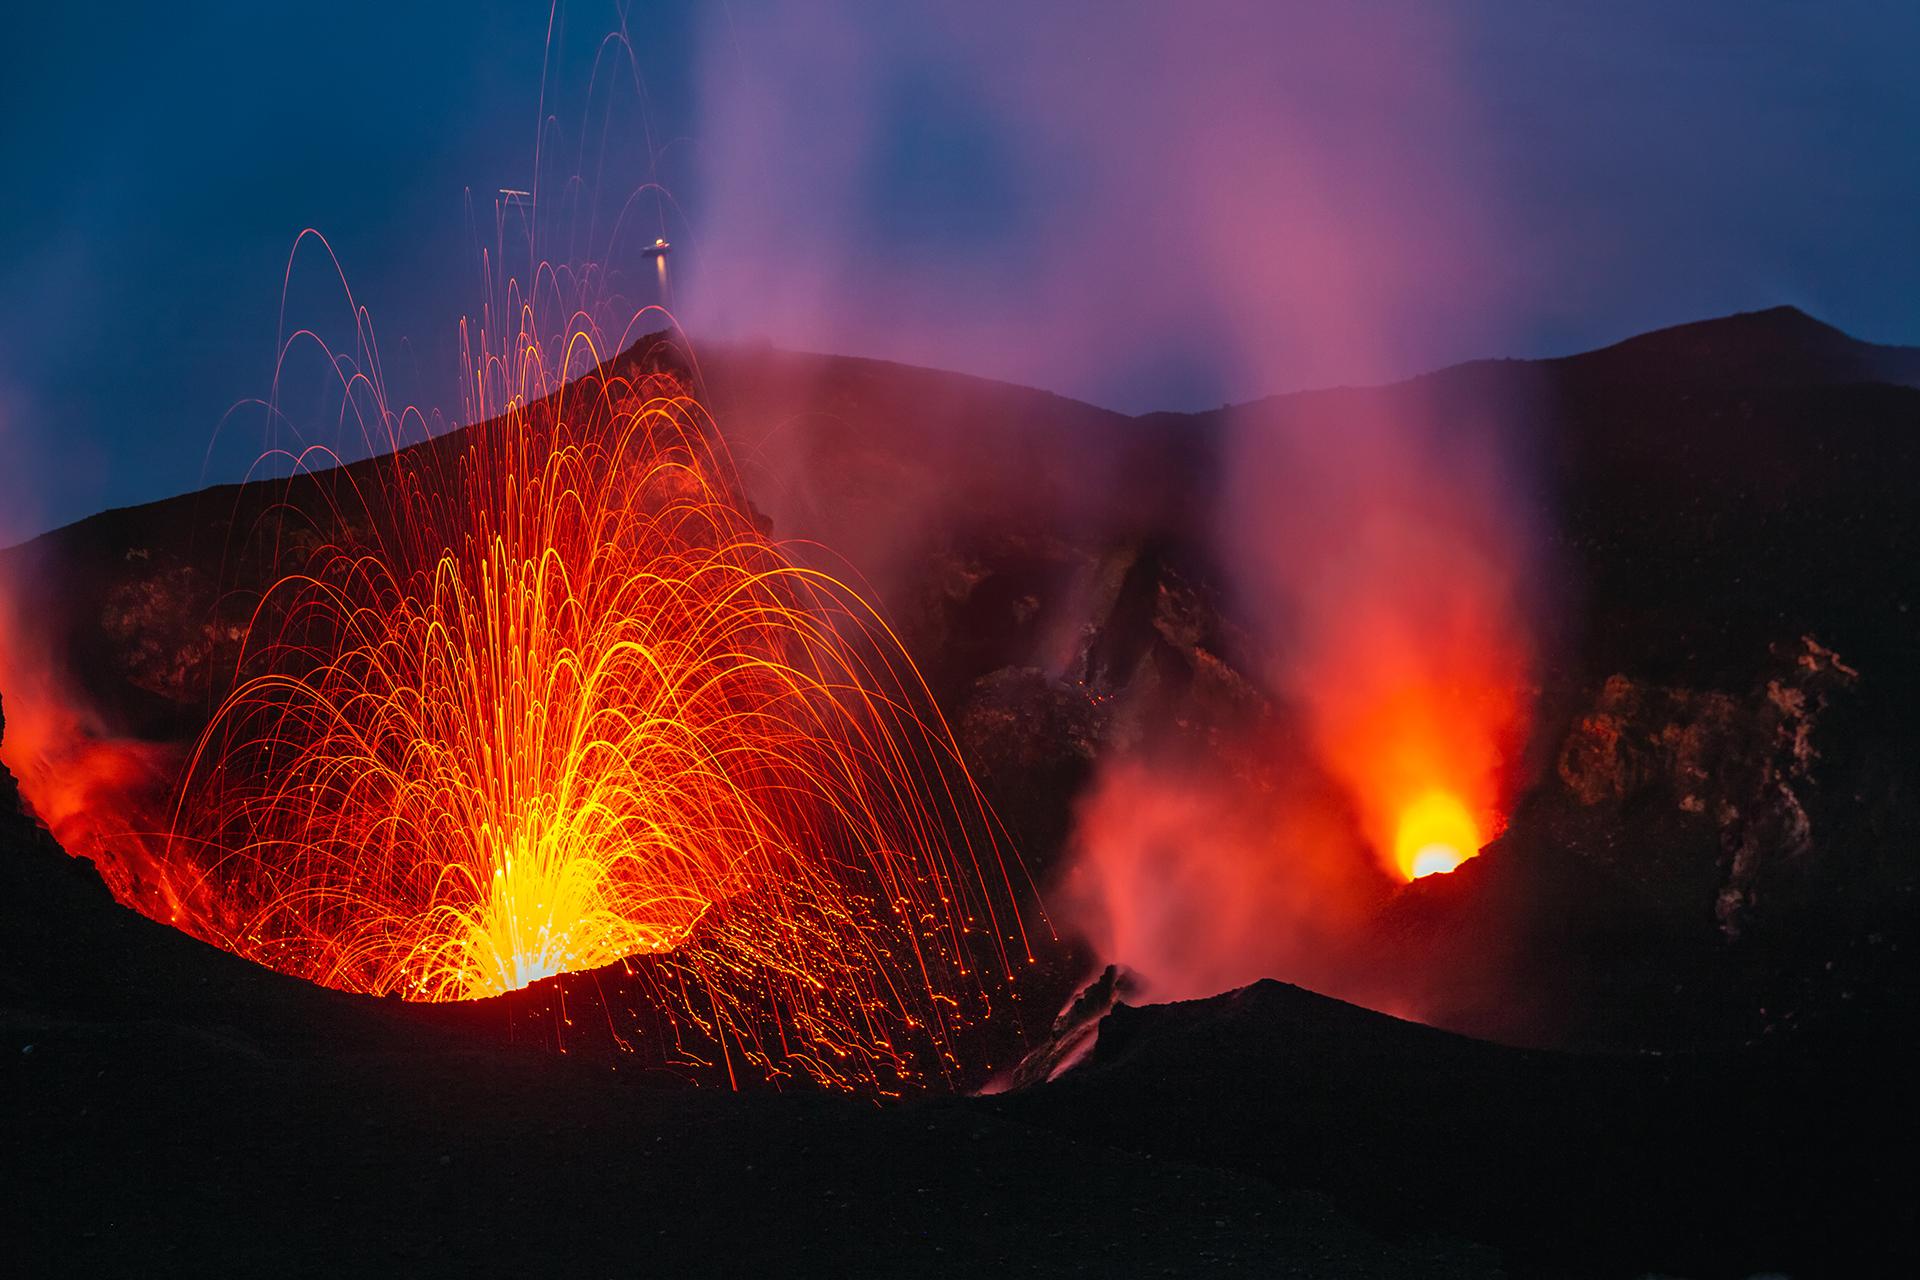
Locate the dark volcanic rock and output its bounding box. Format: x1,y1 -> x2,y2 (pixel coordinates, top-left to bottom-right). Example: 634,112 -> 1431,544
994,977 -> 1911,1278
97,552 -> 227,707
1000,963 -> 1140,1091
1544,303 -> 1920,391
1371,624 -> 1910,1058
1555,635 -> 1862,936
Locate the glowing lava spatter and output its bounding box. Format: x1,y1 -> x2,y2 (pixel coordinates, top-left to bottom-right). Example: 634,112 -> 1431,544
96,318 -> 1030,1088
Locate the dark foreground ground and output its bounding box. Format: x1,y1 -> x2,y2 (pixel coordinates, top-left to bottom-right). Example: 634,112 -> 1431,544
4,770 -> 1908,1278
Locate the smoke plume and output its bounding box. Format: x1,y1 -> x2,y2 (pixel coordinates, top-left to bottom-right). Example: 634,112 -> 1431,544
680,2 -> 1541,1006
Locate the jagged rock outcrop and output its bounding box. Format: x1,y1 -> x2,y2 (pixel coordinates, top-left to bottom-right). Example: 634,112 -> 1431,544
1556,635 -> 1861,936
0,695 -> 80,869
98,552 -> 227,707
999,963 -> 1138,1090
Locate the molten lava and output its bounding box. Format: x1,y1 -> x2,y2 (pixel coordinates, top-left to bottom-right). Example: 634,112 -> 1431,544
2,321 -> 1025,1090
1394,789 -> 1480,879
191,359 -> 1014,1003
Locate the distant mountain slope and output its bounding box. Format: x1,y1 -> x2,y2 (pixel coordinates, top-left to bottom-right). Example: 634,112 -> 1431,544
1206,305 -> 1919,701
1546,304 -> 1920,390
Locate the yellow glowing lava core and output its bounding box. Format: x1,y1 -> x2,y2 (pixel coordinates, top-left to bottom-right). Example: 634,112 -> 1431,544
1394,790 -> 1481,880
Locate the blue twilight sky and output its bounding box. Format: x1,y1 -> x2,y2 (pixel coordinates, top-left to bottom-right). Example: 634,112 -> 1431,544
0,1 -> 1915,540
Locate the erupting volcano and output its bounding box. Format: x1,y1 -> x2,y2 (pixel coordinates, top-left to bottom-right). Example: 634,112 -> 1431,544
2,5 -> 1910,1273
197,344 -> 1014,1030
1,315 -> 1025,1089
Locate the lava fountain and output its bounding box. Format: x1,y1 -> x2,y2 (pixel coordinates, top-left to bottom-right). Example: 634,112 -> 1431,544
187,341 -> 1018,1001
2,309 -> 1026,1087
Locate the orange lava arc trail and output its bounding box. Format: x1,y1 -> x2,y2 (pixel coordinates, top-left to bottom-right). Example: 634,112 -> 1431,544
135,331 -> 1028,1089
